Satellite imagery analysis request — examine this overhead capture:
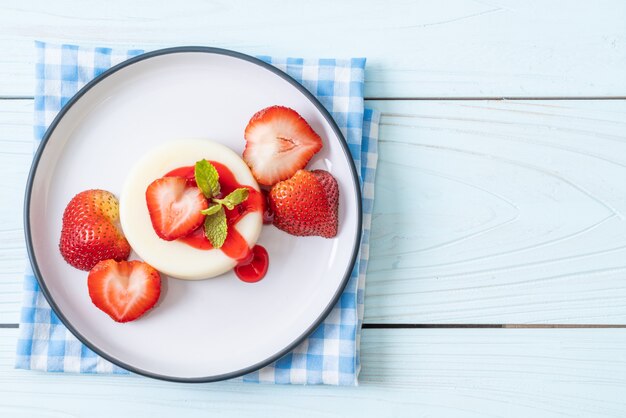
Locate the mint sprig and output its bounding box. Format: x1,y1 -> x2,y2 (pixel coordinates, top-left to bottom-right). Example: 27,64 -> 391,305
213,188 -> 249,210
203,206 -> 227,248
200,204 -> 223,216
195,159 -> 220,198
194,160 -> 250,249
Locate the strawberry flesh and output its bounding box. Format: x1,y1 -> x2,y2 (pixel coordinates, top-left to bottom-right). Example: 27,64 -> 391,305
145,177 -> 208,241
88,259 -> 161,323
243,106 -> 323,186
269,169 -> 338,238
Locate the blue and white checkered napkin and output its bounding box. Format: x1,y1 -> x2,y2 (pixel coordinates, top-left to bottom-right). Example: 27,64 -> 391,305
16,42 -> 380,385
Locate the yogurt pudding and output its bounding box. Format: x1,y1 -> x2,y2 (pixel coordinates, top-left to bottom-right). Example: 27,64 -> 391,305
120,139 -> 263,280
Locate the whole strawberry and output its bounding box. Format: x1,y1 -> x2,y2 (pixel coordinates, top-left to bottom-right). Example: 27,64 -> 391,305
59,189 -> 131,271
269,170 -> 338,238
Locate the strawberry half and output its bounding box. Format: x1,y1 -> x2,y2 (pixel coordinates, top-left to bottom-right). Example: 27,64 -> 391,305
243,106 -> 323,186
88,259 -> 161,323
145,176 -> 208,240
59,189 -> 131,271
269,169 -> 339,238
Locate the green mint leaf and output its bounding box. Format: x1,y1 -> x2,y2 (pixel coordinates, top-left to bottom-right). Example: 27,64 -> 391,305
204,206 -> 227,248
195,159 -> 220,198
213,188 -> 249,210
200,203 -> 223,216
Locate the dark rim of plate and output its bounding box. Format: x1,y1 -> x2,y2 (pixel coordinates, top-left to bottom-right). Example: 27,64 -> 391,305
23,46 -> 363,383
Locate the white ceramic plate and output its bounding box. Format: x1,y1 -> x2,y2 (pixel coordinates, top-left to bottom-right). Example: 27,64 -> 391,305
25,47 -> 361,382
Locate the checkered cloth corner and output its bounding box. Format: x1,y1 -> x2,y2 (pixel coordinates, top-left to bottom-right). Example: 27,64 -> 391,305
16,42 -> 380,385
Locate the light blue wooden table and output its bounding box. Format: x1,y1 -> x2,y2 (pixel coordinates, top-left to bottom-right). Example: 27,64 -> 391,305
1,1 -> 626,417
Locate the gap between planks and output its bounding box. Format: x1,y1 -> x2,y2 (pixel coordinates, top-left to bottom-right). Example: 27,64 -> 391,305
4,96 -> 626,101
364,324 -> 626,329
1,323 -> 626,329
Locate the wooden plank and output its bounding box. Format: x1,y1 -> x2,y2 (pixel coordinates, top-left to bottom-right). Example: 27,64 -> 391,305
0,0 -> 625,98
2,99 -> 626,324
0,100 -> 31,324
366,99 -> 626,324
0,328 -> 625,417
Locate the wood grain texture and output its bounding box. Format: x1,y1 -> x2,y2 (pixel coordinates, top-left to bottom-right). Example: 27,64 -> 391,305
0,0 -> 625,98
1,2 -> 625,414
0,100 -> 30,324
366,99 -> 626,324
2,99 -> 626,324
1,328 -> 625,417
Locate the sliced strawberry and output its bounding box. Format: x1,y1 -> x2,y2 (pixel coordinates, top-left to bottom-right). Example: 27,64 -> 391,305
59,189 -> 131,271
88,259 -> 161,323
145,177 -> 208,240
243,106 -> 323,186
269,169 -> 338,238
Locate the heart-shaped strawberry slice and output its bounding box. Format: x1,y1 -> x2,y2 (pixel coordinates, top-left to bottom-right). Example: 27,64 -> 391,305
88,259 -> 161,323
145,176 -> 208,240
243,106 -> 323,186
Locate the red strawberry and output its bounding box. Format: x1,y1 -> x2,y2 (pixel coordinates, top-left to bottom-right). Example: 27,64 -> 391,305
243,106 -> 323,186
88,259 -> 161,323
59,189 -> 131,271
145,177 -> 208,241
269,170 -> 339,238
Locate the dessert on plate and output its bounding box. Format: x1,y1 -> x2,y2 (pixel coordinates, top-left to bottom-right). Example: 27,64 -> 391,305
119,138 -> 264,281
57,105 -> 340,322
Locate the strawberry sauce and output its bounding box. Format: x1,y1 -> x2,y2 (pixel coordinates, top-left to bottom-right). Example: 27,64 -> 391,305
234,245 -> 269,283
163,162 -> 268,282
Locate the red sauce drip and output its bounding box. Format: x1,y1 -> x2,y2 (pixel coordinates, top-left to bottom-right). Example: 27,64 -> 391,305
162,162 -> 268,281
234,245 -> 269,283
